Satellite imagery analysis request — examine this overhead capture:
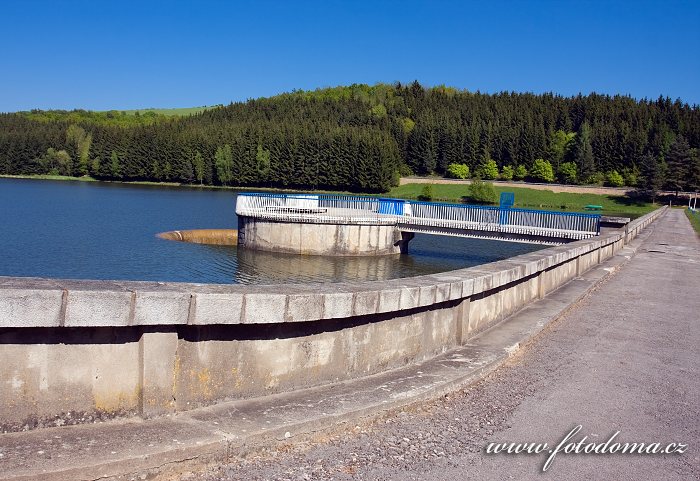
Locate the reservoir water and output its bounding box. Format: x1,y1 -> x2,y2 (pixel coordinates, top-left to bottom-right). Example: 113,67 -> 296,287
0,178 -> 541,285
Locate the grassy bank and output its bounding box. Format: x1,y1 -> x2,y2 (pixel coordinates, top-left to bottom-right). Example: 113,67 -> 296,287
0,174 -> 98,182
387,183 -> 655,215
686,209 -> 700,234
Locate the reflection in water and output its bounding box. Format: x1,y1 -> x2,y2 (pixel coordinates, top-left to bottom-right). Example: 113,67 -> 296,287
187,233 -> 542,285
234,247 -> 417,284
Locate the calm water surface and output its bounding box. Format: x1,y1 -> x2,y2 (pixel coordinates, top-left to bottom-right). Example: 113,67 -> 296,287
0,179 -> 542,284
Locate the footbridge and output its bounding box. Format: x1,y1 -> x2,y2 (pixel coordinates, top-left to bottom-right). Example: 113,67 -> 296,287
235,193 -> 601,255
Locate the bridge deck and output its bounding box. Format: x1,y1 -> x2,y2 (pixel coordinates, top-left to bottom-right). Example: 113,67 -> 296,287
236,193 -> 601,245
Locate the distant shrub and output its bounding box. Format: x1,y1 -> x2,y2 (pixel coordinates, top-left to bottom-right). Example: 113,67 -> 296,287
529,159 -> 555,183
622,167 -> 639,187
476,159 -> 499,180
605,170 -> 625,187
398,163 -> 414,177
391,169 -> 401,187
557,161 -> 578,184
446,163 -> 470,179
467,180 -> 497,204
370,103 -> 387,119
418,184 -> 434,201
37,148 -> 72,176
500,165 -> 514,180
401,117 -> 416,134
585,172 -> 605,185
514,164 -> 528,180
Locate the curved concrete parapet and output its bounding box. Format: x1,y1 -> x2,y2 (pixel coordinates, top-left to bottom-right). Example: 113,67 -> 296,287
0,207 -> 667,430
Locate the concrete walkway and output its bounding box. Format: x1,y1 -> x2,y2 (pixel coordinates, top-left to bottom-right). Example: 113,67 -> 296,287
417,208 -> 699,480
1,209 -> 696,480
186,208 -> 699,481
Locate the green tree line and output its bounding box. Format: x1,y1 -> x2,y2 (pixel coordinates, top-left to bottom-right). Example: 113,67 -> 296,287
0,82 -> 698,193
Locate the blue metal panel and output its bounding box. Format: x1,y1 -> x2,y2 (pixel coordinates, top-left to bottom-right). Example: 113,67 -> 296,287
378,198 -> 404,215
500,192 -> 515,209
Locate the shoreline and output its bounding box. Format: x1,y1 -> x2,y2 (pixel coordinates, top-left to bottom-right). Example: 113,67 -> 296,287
0,174 -> 357,195
2,173 -> 640,196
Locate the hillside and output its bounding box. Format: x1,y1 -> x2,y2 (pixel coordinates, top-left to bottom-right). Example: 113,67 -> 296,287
0,83 -> 698,193
13,105 -> 218,127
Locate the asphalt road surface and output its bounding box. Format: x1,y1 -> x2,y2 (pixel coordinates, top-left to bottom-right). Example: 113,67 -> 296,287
183,209 -> 699,481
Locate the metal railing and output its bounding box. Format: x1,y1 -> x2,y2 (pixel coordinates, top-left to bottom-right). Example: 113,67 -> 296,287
235,192 -> 601,241
236,192 -> 392,225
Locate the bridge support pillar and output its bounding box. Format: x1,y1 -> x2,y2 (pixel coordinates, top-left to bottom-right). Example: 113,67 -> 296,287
396,231 -> 415,254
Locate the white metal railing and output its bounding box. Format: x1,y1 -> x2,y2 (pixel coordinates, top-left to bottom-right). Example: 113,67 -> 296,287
235,192 -> 392,225
235,193 -> 601,241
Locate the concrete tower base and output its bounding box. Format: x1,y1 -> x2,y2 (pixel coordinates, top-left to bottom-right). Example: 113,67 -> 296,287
237,216 -> 411,256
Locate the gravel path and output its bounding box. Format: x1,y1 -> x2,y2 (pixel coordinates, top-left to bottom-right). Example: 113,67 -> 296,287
179,209 -> 699,481
399,177 -> 633,195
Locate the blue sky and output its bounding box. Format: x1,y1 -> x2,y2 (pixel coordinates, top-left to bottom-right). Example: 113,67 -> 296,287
1,0 -> 698,111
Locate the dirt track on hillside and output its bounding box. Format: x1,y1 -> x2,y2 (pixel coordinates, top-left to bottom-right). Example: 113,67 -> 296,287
400,177 -> 632,195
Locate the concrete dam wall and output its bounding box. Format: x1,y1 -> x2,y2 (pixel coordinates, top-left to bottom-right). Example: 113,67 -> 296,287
0,208 -> 665,430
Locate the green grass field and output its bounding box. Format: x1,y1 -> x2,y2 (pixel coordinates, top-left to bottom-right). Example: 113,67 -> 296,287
117,106 -> 219,116
685,209 -> 700,234
387,183 -> 656,216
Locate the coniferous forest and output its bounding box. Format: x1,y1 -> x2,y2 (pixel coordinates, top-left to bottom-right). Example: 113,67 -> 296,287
1,82 -> 698,193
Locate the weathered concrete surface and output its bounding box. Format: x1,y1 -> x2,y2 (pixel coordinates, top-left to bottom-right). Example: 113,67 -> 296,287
182,208 -> 700,481
0,229 -> 653,481
599,215 -> 631,228
237,216 -> 402,255
157,229 -> 238,246
0,208 -> 666,428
